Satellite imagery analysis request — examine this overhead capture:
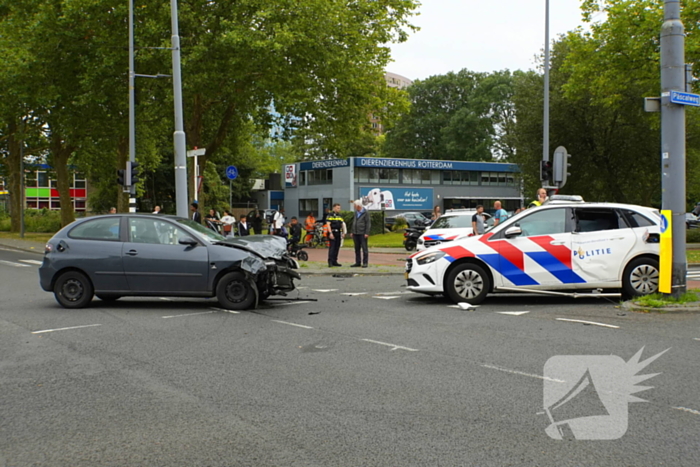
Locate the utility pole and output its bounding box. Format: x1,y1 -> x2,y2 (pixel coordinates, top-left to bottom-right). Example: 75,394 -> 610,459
128,0 -> 137,213
660,0 -> 688,297
542,0 -> 550,182
171,0 -> 188,218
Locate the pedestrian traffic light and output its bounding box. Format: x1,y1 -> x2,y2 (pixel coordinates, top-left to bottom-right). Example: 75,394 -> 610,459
117,168 -> 127,187
553,146 -> 571,188
540,160 -> 553,184
129,161 -> 140,186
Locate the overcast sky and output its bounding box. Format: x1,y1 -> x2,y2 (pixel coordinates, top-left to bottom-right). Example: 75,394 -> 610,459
388,0 -> 589,81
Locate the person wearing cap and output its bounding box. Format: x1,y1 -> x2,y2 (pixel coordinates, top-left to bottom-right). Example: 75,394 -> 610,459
325,203 -> 344,267
350,199 -> 371,268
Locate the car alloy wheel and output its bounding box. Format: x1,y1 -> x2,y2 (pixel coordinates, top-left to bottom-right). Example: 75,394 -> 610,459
445,263 -> 490,305
623,257 -> 659,298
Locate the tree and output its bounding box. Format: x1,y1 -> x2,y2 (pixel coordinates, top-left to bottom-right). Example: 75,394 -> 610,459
384,69 -> 516,161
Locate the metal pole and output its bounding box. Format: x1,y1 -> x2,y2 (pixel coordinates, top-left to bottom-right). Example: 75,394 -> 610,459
128,0 -> 137,212
171,0 -> 188,218
542,0 -> 550,172
193,155 -> 198,203
19,135 -> 24,239
660,0 -> 686,297
229,179 -> 232,210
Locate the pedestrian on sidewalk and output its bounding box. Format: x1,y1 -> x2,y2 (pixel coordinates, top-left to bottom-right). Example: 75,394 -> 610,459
471,205 -> 486,235
350,199 -> 371,268
326,203 -> 344,267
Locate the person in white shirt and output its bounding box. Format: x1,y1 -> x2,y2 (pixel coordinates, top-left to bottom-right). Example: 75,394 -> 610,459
272,209 -> 286,236
220,210 -> 236,237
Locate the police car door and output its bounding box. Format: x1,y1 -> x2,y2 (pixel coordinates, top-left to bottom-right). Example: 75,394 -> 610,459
571,207 -> 637,285
487,207 -> 576,287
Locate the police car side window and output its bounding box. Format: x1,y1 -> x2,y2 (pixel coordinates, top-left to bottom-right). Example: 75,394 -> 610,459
621,209 -> 655,228
517,208 -> 566,237
574,208 -> 622,233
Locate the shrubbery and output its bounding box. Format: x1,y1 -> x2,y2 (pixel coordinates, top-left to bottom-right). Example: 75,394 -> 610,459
0,209 -> 63,232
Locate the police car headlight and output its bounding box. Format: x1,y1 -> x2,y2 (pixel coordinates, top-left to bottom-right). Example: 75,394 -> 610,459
417,238 -> 424,245
416,251 -> 445,265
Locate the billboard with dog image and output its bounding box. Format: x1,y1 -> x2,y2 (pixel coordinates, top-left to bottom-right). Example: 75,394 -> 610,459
359,187 -> 433,210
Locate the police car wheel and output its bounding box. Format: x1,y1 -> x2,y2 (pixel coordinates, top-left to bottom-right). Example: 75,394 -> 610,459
445,263 -> 490,305
622,257 -> 660,298
216,272 -> 258,310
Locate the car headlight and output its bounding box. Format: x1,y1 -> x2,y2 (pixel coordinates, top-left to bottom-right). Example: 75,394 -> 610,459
416,251 -> 445,265
417,238 -> 424,245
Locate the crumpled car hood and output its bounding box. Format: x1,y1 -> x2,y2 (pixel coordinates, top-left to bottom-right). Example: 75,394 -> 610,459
216,234 -> 288,259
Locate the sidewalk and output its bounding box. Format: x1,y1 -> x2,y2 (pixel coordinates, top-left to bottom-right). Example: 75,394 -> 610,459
0,237 -> 407,276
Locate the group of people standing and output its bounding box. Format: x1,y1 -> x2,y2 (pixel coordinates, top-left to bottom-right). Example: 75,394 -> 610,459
324,201 -> 371,268
189,203 -> 251,237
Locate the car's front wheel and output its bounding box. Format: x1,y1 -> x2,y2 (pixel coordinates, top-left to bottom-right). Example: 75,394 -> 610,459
623,257 -> 659,298
216,272 -> 258,310
444,263 -> 490,305
53,271 -> 94,309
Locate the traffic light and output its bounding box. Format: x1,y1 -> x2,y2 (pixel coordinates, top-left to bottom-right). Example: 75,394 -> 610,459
540,160 -> 553,184
129,161 -> 140,186
553,146 -> 571,188
117,168 -> 127,187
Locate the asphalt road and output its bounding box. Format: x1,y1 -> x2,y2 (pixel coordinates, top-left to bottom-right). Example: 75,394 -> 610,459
1,247 -> 699,466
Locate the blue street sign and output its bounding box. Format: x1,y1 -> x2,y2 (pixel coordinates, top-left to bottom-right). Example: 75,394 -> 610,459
670,91 -> 700,107
660,212 -> 669,234
225,165 -> 238,180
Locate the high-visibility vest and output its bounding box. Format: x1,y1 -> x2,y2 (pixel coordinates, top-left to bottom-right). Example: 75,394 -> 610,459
528,200 -> 541,209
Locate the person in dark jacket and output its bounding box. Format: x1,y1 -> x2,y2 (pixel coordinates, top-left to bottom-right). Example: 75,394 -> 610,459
250,209 -> 263,234
350,199 -> 371,268
238,215 -> 250,236
190,203 -> 202,224
325,204 -> 344,267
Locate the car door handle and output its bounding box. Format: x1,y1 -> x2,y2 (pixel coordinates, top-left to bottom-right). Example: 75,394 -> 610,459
125,250 -> 138,256
550,241 -> 566,246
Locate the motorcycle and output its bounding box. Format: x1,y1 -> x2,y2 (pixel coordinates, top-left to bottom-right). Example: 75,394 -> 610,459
403,219 -> 432,251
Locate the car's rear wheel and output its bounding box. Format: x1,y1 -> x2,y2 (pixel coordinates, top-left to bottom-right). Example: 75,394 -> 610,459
216,272 -> 258,310
444,263 -> 490,305
623,257 -> 659,298
53,271 -> 94,309
96,294 -> 121,302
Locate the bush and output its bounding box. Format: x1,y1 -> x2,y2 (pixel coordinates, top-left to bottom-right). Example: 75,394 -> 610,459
687,228 -> 700,243
0,209 -> 63,233
391,217 -> 408,232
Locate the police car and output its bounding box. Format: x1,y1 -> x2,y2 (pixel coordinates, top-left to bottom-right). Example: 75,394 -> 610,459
406,196 -> 661,304
416,209 -> 493,251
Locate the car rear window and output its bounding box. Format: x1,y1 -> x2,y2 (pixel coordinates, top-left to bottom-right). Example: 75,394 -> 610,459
69,217 -> 120,241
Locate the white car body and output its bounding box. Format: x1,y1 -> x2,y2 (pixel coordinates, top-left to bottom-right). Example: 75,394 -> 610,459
406,201 -> 661,304
416,210 -> 492,251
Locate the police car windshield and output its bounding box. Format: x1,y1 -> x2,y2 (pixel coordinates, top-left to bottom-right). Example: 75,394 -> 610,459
430,214 -> 475,229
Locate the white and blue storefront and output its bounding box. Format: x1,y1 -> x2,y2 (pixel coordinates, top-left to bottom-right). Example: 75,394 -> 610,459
282,157 -> 522,219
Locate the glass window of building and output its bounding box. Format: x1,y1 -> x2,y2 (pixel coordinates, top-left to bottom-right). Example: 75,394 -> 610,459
38,172 -> 48,187
299,199 -> 319,217
299,171 -> 306,186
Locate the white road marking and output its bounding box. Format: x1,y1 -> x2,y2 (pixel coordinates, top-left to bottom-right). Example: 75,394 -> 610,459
0,260 -> 30,268
556,318 -> 619,329
297,286 -> 309,289
32,324 -> 102,334
313,289 -> 338,293
272,320 -> 313,329
277,301 -> 312,306
209,307 -> 240,314
159,297 -> 173,301
673,406 -> 700,416
19,259 -> 43,265
341,292 -> 367,296
694,338 -> 700,341
480,364 -> 565,383
361,339 -> 418,352
162,311 -> 217,319
373,296 -> 399,300
375,291 -> 412,295
497,311 -> 530,316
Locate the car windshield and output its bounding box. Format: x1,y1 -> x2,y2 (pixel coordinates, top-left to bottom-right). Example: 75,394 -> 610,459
177,218 -> 226,243
430,214 -> 474,229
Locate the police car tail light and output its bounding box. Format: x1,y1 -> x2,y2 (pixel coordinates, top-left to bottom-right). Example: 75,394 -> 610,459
416,251 -> 446,265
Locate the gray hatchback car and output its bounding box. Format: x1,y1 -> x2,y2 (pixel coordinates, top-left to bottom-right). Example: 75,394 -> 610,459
39,214 -> 300,310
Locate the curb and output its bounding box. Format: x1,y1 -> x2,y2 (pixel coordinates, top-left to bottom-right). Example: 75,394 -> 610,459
620,300 -> 700,313
299,269 -> 404,276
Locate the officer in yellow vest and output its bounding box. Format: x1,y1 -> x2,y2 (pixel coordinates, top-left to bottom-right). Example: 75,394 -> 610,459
528,188 -> 549,209
326,203 -> 345,267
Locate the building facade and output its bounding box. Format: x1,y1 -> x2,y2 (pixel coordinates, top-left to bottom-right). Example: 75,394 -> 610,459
0,164 -> 87,212
283,157 -> 522,219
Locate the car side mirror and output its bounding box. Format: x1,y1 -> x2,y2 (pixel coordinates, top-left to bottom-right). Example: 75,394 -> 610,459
178,236 -> 198,246
504,226 -> 522,238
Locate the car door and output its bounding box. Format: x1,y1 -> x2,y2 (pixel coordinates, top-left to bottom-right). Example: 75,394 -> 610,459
485,207 -> 579,287
571,207 -> 637,284
122,217 -> 209,293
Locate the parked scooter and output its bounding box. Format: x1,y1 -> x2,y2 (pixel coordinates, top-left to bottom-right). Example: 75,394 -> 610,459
403,219 -> 432,251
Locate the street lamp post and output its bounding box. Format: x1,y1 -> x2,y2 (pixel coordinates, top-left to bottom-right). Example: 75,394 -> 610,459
171,0 -> 188,218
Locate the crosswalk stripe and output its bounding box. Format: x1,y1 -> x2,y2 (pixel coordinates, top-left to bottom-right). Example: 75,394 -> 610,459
0,260 -> 30,268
